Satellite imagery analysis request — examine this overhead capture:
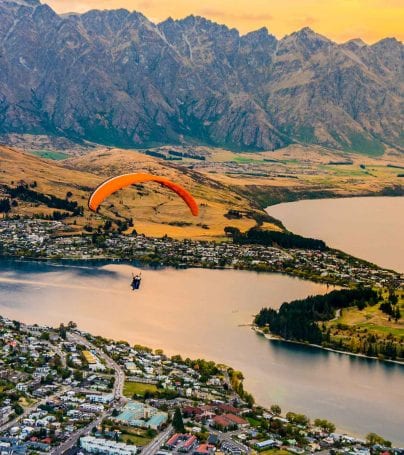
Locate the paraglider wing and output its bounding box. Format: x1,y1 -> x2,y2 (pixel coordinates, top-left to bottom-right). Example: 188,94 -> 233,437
88,173 -> 199,216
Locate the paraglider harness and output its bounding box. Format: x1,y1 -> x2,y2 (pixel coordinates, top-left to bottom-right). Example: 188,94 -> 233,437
131,272 -> 142,290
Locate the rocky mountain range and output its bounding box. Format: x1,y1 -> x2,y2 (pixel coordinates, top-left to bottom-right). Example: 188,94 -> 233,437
0,0 -> 402,153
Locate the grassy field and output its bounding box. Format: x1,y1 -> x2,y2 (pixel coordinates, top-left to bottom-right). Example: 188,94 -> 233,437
30,150 -> 69,160
104,423 -> 154,446
247,416 -> 262,428
201,144 -> 404,202
329,293 -> 404,339
120,431 -> 153,446
331,307 -> 404,338
324,290 -> 404,359
123,381 -> 158,398
256,449 -> 290,455
19,396 -> 35,407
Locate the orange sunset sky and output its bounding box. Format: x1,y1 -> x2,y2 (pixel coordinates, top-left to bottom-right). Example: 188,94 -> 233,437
46,0 -> 404,43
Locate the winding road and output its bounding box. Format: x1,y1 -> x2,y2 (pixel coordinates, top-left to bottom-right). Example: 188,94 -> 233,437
50,332 -> 126,454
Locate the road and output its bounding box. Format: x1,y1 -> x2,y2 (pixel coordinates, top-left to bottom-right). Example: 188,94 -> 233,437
48,332 -> 126,454
51,413 -> 106,455
141,424 -> 173,455
68,332 -> 125,400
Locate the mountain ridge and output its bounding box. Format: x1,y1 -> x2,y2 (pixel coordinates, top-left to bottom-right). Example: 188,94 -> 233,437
0,0 -> 402,153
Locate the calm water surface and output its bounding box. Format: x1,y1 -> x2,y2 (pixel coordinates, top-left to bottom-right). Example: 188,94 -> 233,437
0,260 -> 403,445
266,196 -> 404,272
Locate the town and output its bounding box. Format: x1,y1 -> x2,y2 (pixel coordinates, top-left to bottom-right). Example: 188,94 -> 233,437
1,316 -> 401,455
0,220 -> 401,288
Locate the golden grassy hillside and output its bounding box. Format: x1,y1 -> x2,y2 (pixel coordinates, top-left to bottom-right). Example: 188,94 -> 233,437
2,143 -> 401,239
0,145 -> 101,220
0,146 -> 267,239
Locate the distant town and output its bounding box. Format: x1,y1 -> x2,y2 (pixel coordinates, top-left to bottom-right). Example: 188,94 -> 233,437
1,315 -> 400,455
0,220 -> 401,289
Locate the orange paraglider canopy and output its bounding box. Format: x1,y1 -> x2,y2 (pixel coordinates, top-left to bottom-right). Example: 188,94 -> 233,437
88,173 -> 199,216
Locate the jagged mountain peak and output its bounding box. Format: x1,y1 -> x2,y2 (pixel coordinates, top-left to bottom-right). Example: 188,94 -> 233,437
243,26 -> 269,36
344,38 -> 367,47
291,26 -> 330,41
0,0 -> 402,154
278,26 -> 333,57
372,36 -> 403,50
159,14 -> 239,37
3,0 -> 40,7
241,26 -> 276,43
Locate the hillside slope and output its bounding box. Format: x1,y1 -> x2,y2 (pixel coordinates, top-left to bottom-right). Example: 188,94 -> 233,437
0,146 -> 269,238
0,0 -> 402,153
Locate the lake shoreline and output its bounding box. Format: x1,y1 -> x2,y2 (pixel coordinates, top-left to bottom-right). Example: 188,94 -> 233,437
1,259 -> 403,445
262,190 -> 404,209
0,242 -> 399,288
266,196 -> 404,273
252,326 -> 404,366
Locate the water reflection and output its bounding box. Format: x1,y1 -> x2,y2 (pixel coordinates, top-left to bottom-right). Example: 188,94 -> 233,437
0,260 -> 403,445
267,197 -> 404,273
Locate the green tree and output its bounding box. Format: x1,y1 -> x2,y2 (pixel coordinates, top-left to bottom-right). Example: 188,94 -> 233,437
73,369 -> 83,382
172,407 -> 185,433
244,392 -> 255,408
314,418 -> 336,433
366,432 -> 391,447
286,412 -> 309,426
0,198 -> 11,216
12,320 -> 21,331
270,404 -> 282,416
13,404 -> 24,415
58,324 -> 67,340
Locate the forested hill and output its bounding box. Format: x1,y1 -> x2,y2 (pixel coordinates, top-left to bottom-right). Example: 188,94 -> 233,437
255,288 -> 404,360
255,288 -> 378,343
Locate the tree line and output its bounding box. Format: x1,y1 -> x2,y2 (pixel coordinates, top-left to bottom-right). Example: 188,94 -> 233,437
255,288 -> 403,360
4,183 -> 83,216
255,288 -> 378,344
255,288 -> 378,345
226,227 -> 327,250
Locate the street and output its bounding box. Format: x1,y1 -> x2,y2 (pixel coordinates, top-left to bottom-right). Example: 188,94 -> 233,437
141,425 -> 173,455
49,332 -> 126,454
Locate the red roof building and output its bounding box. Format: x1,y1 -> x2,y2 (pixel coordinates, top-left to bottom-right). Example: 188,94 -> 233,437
194,444 -> 215,454
183,406 -> 203,417
223,414 -> 248,426
213,415 -> 233,429
183,435 -> 197,451
167,433 -> 182,447
213,414 -> 248,429
217,403 -> 239,414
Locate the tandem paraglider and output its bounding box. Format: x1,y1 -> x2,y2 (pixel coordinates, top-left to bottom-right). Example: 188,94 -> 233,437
131,272 -> 142,290
87,173 -> 199,293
